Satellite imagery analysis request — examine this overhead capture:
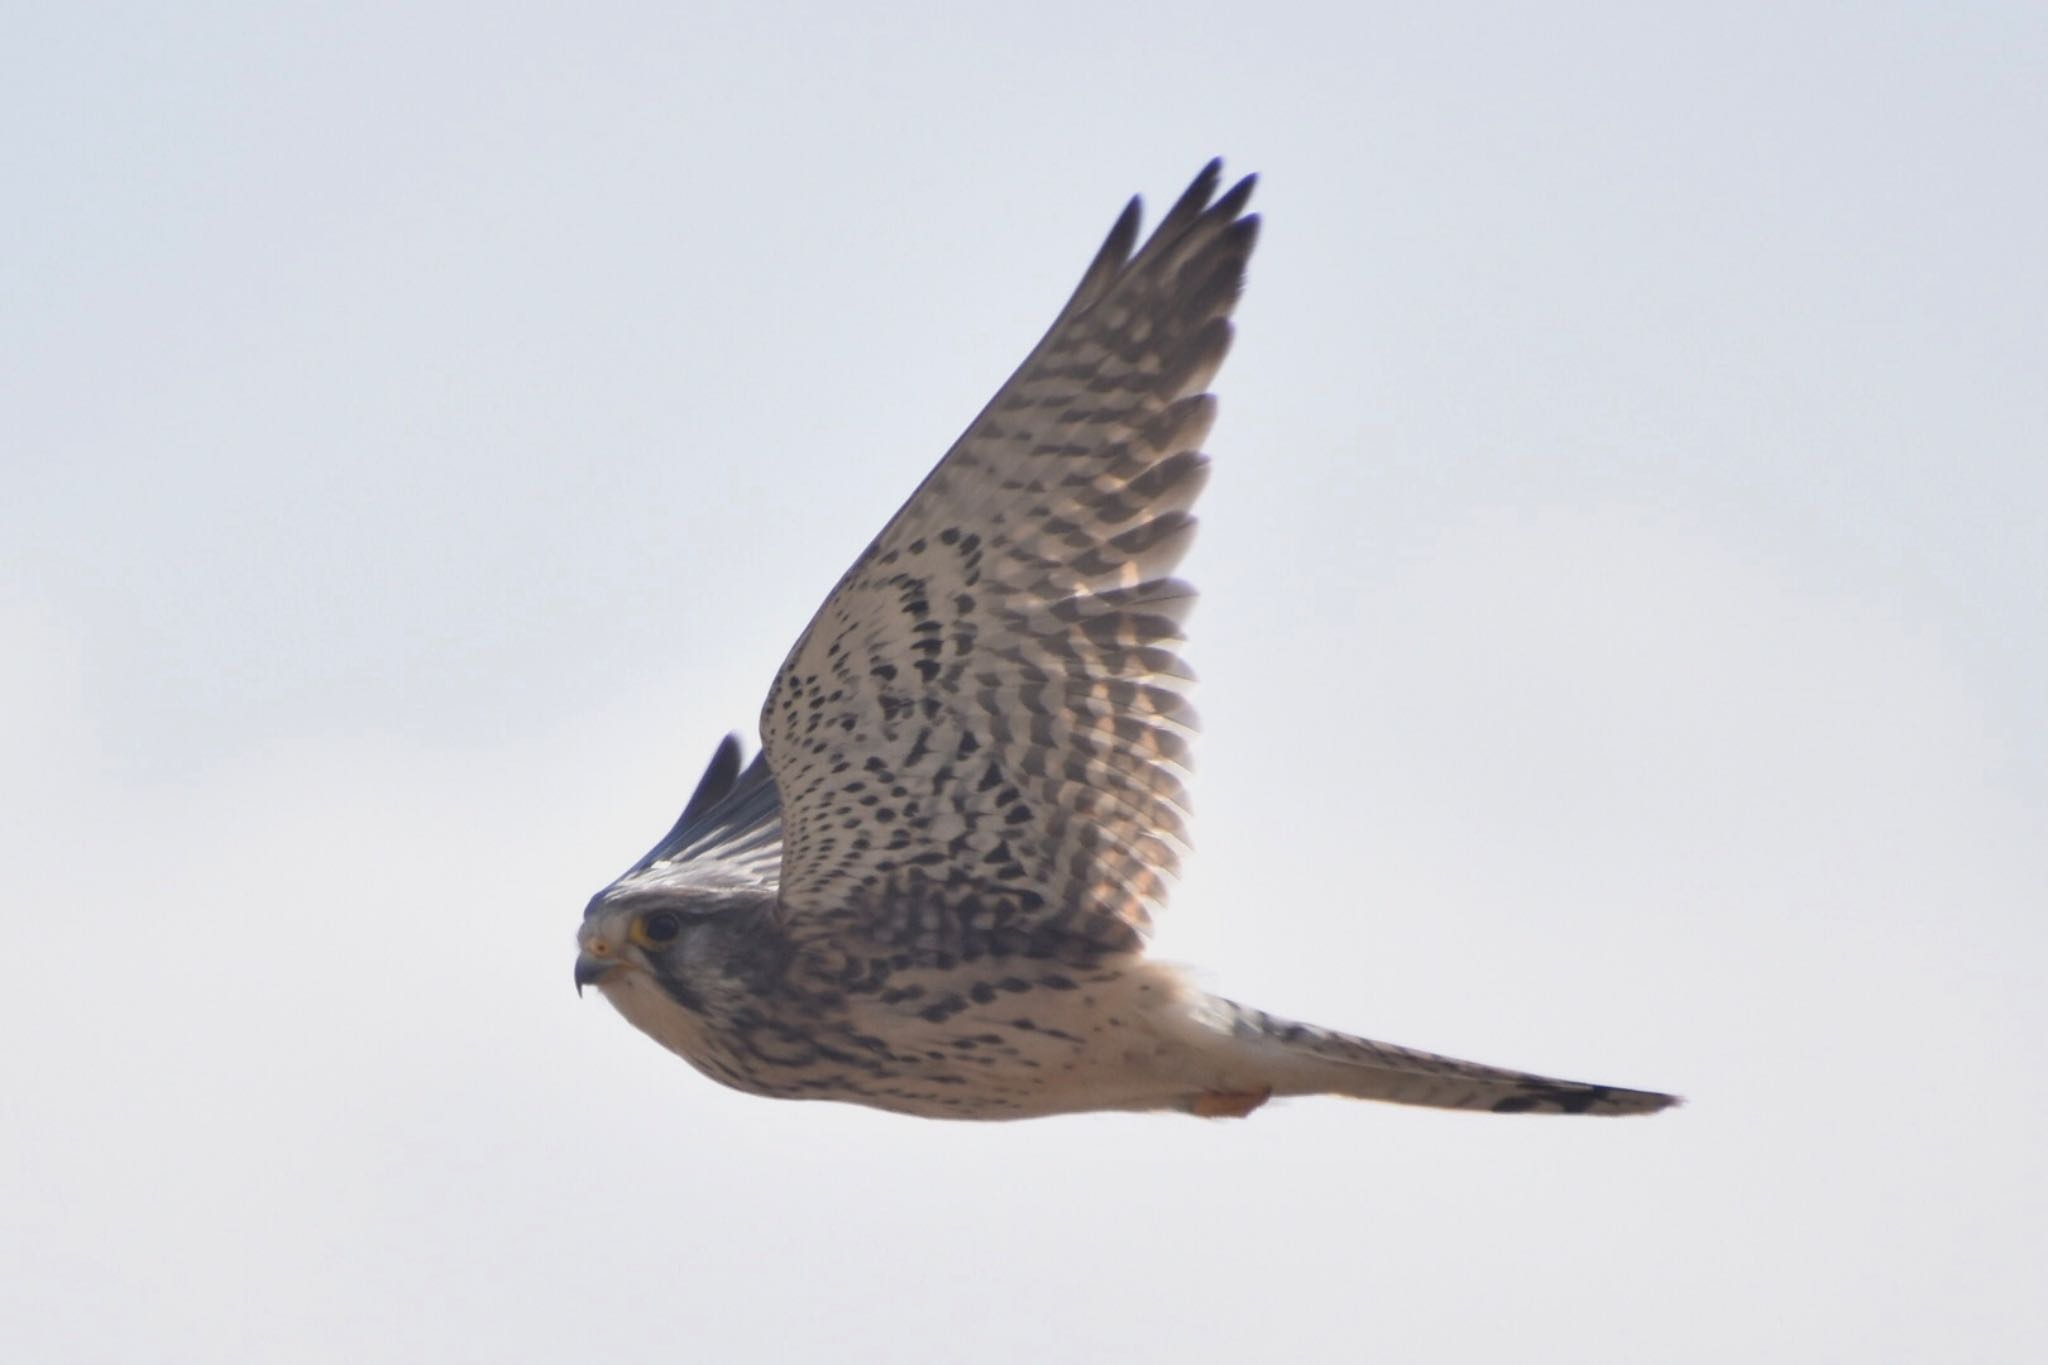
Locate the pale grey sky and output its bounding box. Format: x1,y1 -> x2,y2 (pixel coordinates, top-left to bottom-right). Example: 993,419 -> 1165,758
5,3 -> 2044,1361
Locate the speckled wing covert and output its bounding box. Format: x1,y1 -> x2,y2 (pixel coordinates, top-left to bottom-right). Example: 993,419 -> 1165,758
760,161 -> 1255,958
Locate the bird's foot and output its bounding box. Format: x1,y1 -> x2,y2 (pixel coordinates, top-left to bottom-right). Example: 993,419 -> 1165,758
1188,1087 -> 1273,1119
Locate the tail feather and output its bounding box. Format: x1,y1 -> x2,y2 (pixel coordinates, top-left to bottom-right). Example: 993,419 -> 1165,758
1211,999 -> 1680,1117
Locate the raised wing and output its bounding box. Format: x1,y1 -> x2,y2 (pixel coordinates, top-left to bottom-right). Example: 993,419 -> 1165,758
602,734 -> 783,897
761,161 -> 1256,959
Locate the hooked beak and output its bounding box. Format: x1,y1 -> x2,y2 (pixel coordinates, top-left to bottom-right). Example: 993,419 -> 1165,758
574,951 -> 620,996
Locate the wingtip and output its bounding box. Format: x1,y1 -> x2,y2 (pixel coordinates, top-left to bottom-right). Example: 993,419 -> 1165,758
1187,158 -> 1257,218
677,732 -> 746,828
1108,194 -> 1143,252
1214,170 -> 1257,223
1158,159 -> 1228,235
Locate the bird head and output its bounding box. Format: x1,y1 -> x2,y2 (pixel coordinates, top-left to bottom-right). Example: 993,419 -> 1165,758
574,894 -> 685,996
575,867 -> 777,1013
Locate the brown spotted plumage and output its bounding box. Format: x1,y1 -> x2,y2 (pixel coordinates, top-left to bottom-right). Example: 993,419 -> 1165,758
575,162 -> 1679,1121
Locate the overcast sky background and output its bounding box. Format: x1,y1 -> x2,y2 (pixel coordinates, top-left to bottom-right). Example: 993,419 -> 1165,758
5,4 -> 2044,1361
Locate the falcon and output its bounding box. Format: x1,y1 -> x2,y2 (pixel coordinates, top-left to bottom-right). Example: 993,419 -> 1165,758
575,162 -> 1678,1120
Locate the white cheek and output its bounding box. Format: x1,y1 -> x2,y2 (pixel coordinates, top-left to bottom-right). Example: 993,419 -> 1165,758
600,971 -> 709,1060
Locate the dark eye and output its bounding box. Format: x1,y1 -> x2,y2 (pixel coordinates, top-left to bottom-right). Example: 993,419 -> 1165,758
639,911 -> 681,945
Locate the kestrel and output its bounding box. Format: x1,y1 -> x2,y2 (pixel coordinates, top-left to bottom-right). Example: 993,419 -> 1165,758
575,162 -> 1678,1120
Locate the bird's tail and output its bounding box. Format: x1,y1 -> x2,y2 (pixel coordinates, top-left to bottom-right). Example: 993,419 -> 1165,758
1203,997 -> 1680,1116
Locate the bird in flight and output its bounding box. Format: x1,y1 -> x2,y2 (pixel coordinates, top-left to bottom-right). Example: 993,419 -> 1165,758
575,161 -> 1678,1120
